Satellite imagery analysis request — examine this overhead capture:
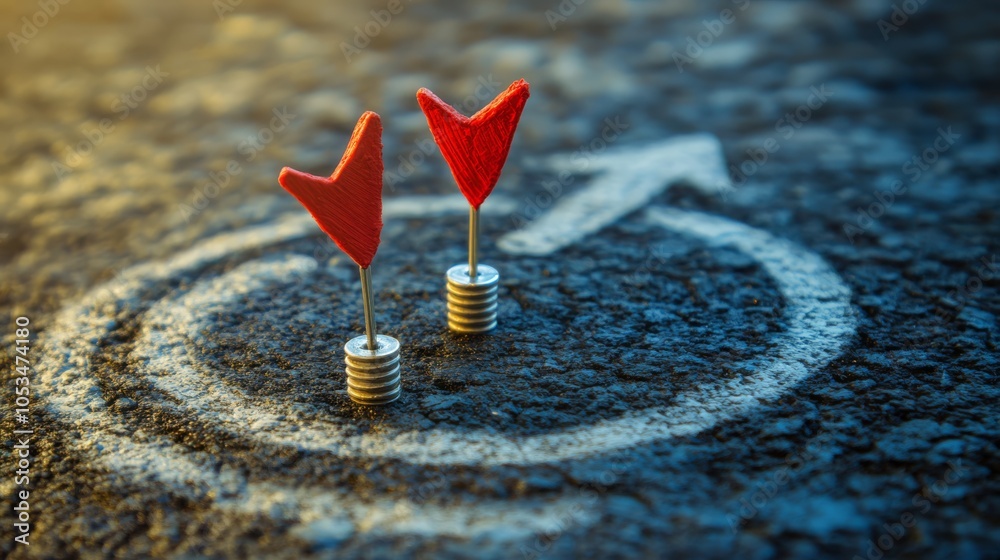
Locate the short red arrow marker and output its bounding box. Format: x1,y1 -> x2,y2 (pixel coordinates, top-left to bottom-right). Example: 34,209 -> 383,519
417,79 -> 530,209
278,111 -> 383,268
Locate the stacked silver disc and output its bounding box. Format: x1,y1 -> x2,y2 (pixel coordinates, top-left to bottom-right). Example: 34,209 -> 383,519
446,264 -> 499,333
344,334 -> 401,405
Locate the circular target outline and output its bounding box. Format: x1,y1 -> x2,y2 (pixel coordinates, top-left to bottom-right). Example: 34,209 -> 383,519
127,205 -> 856,468
34,137 -> 857,541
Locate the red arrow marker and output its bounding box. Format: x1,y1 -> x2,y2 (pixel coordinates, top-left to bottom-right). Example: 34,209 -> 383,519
278,111 -> 383,268
417,79 -> 530,209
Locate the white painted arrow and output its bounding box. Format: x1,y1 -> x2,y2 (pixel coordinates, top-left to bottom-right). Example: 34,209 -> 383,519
498,133 -> 730,256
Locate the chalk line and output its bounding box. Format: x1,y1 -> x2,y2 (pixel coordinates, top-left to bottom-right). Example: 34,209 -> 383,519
34,135 -> 855,542
33,194 -> 587,541
129,207 -> 854,466
499,134 -> 729,256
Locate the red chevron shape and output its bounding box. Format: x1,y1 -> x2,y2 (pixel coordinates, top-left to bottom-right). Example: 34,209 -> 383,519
417,79 -> 530,209
278,111 -> 383,268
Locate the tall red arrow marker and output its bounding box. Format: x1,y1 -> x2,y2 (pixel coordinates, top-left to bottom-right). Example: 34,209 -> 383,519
417,79 -> 530,209
418,79 -> 530,334
278,111 -> 383,269
278,111 -> 401,405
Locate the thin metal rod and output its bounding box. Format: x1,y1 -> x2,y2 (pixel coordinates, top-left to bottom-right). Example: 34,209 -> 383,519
359,265 -> 377,351
468,206 -> 479,279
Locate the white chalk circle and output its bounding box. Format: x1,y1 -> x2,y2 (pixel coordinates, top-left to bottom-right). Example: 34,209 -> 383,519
35,136 -> 856,540
129,206 -> 855,467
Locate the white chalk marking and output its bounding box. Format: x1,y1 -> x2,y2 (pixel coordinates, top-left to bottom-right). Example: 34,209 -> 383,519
34,194 -> 577,540
131,207 -> 854,466
35,137 -> 855,541
37,193 -> 513,421
499,134 -> 729,256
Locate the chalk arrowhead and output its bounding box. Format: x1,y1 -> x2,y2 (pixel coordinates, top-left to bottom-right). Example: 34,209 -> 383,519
417,79 -> 530,209
278,111 -> 383,268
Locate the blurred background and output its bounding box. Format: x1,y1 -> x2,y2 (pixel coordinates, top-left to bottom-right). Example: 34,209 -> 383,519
2,0 -> 996,319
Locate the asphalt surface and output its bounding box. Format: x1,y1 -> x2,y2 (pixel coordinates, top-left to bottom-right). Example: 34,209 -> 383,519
1,0 -> 998,559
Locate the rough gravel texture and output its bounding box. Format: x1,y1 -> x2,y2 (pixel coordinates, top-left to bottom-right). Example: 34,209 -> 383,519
1,0 -> 998,559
